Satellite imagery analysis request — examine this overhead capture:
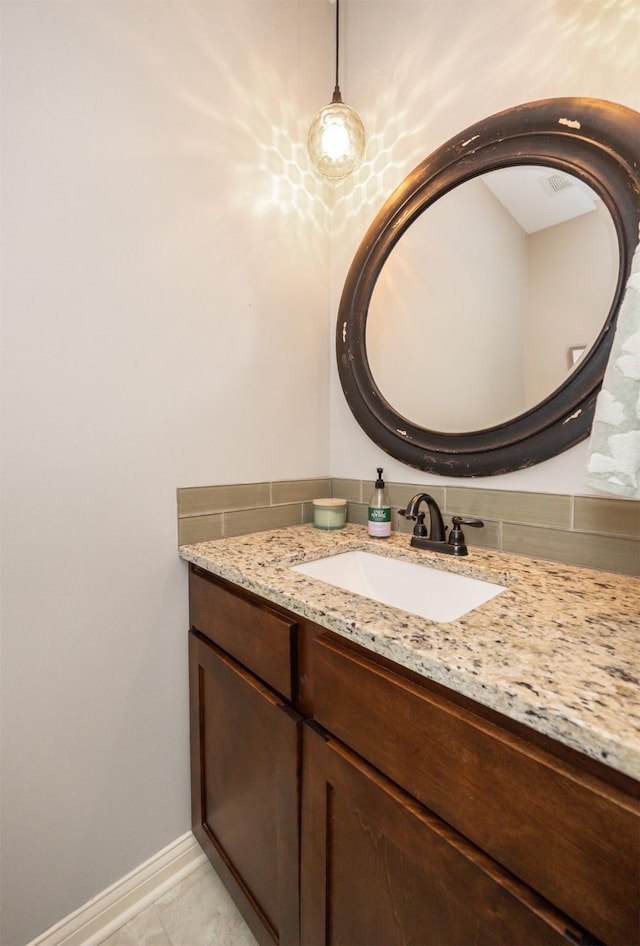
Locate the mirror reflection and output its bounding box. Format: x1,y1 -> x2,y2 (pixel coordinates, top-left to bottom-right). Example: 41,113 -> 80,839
366,166 -> 619,432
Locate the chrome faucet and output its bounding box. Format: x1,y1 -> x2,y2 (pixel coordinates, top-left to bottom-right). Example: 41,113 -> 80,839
398,493 -> 484,557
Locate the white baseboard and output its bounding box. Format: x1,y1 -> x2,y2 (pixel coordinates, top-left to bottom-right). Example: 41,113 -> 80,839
27,832 -> 207,946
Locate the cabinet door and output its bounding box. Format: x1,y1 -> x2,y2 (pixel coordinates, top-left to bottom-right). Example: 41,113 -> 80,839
189,630 -> 300,946
301,724 -> 587,946
311,633 -> 638,944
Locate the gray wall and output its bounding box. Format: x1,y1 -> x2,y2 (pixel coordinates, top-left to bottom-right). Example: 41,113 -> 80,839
0,3 -> 331,943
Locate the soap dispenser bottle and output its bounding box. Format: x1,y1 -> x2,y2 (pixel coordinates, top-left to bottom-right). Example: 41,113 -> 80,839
368,468 -> 391,538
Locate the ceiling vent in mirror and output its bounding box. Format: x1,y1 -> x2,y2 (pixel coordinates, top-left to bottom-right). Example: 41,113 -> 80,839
541,172 -> 574,194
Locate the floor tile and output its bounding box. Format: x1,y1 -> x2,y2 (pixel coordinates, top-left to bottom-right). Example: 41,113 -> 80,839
99,904 -> 171,946
153,863 -> 258,946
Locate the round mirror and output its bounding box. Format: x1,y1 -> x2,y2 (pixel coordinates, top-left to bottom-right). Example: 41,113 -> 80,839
367,168 -> 619,432
337,98 -> 640,476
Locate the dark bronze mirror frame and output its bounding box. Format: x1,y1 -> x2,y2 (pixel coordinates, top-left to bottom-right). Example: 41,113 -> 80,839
337,98 -> 640,476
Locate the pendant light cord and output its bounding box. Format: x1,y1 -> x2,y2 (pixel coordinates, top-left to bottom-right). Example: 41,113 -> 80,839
331,0 -> 343,103
307,0 -> 365,178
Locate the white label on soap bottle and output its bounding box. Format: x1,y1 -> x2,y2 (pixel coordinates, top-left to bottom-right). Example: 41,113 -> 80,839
368,507 -> 391,537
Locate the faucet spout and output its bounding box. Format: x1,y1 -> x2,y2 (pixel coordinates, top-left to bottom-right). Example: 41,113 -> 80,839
398,493 -> 446,542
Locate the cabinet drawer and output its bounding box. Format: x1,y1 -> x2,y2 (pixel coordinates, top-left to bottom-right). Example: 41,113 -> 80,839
312,634 -> 639,946
189,567 -> 296,700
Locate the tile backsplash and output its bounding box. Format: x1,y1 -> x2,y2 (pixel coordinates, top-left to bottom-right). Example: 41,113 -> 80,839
177,477 -> 639,577
177,478 -> 331,545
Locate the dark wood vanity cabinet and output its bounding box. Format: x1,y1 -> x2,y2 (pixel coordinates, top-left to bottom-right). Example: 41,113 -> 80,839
188,567 -> 301,946
187,565 -> 640,946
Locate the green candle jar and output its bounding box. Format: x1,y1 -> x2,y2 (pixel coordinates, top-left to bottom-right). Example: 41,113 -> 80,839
312,498 -> 347,530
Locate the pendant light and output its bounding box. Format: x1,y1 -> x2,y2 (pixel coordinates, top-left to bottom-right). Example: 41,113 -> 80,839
307,0 -> 365,180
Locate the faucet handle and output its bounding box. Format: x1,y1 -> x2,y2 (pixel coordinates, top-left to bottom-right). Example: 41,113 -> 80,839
398,507 -> 428,536
413,512 -> 428,537
451,516 -> 484,529
448,515 -> 484,555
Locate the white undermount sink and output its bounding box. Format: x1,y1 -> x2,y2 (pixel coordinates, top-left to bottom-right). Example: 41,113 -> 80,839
291,550 -> 506,623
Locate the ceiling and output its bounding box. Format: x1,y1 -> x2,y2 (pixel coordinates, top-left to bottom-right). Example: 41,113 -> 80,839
482,165 -> 599,234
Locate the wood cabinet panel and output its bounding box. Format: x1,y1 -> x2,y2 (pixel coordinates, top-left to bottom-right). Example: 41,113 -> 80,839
301,724 -> 584,946
311,633 -> 639,945
190,566 -> 296,700
189,630 -> 300,945
187,568 -> 638,945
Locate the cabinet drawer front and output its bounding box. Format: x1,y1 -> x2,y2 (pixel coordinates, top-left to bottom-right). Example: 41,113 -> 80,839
189,567 -> 295,700
312,634 -> 639,946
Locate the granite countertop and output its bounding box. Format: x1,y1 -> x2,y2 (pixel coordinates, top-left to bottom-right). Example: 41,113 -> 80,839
179,524 -> 640,780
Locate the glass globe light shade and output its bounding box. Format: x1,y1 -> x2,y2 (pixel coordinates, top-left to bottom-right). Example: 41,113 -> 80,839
307,98 -> 365,180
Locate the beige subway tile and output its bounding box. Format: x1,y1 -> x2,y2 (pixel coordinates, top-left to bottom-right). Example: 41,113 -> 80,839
331,478 -> 362,502
462,518 -> 500,549
224,503 -> 302,538
387,482 -> 446,510
272,478 -> 332,504
447,487 -> 571,529
178,514 -> 223,546
346,502 -> 368,526
177,482 -> 270,517
395,513 -> 414,535
574,495 -> 640,538
503,524 -> 640,576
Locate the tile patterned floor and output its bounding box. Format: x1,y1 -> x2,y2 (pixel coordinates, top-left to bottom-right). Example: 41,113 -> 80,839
98,862 -> 258,946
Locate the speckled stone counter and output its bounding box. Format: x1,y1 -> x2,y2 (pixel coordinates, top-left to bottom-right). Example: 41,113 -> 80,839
179,524 -> 640,780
